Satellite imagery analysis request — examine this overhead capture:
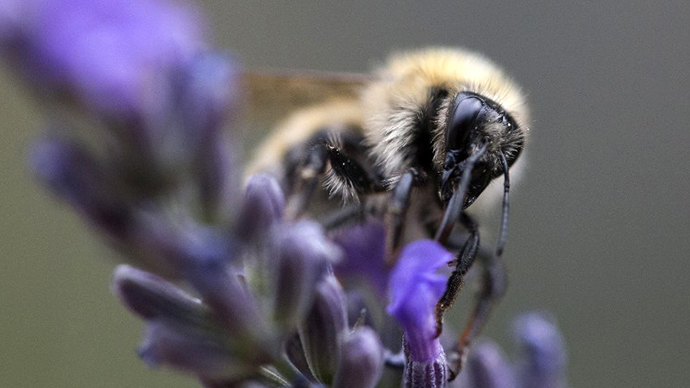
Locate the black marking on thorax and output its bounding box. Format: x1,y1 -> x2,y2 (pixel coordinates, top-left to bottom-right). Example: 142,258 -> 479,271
412,88 -> 448,172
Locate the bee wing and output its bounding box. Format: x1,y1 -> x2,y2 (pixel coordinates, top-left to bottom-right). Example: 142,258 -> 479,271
241,69 -> 373,132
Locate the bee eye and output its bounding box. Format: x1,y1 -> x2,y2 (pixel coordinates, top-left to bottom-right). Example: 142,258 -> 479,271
447,95 -> 483,151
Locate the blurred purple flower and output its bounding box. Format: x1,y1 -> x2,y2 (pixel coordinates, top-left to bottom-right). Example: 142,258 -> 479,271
29,137 -> 134,241
332,220 -> 389,296
450,313 -> 568,388
0,0 -> 21,46
453,341 -> 515,388
5,0 -> 207,118
513,313 -> 568,388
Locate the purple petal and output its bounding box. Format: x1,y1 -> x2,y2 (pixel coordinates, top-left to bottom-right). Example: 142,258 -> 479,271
513,313 -> 568,388
387,240 -> 453,363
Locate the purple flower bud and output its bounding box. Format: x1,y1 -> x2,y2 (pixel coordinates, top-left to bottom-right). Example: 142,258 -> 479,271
112,264 -> 205,322
113,265 -> 266,380
152,53 -> 242,218
332,221 -> 389,297
284,332 -> 316,381
299,274 -> 349,385
513,313 -> 568,388
271,221 -> 334,332
14,0 -> 208,120
454,341 -> 515,388
387,240 -> 452,363
178,52 -> 240,151
196,135 -> 240,222
29,137 -> 134,241
237,174 -> 285,242
333,327 -> 384,388
178,229 -> 271,352
122,211 -> 189,278
139,320 -> 257,381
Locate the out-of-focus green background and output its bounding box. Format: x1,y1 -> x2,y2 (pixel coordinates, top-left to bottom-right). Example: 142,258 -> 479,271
2,1 -> 689,387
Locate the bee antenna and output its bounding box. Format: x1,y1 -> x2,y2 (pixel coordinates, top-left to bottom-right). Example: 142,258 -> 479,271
496,152 -> 511,256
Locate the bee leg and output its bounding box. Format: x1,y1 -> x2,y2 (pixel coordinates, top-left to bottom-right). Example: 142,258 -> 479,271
384,169 -> 424,262
446,246 -> 507,381
320,203 -> 366,231
286,131 -> 383,218
434,213 -> 479,338
285,141 -> 330,218
326,144 -> 381,194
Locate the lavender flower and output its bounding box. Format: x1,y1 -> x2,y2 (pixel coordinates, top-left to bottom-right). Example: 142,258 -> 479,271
387,240 -> 453,387
4,0 -> 570,387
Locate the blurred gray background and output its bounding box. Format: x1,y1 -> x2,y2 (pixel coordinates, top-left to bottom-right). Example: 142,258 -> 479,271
1,1 -> 689,387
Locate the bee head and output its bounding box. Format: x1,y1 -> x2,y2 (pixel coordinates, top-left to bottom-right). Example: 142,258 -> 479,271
439,92 -> 523,207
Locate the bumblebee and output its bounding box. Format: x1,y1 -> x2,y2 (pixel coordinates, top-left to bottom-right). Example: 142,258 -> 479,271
245,47 -> 528,378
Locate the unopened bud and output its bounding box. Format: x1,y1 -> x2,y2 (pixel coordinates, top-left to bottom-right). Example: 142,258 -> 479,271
112,264 -> 205,323
271,221 -> 334,332
30,138 -> 134,241
333,327 -> 384,388
139,320 -> 257,380
513,313 -> 567,388
237,174 -> 285,242
299,274 -> 348,385
455,341 -> 514,388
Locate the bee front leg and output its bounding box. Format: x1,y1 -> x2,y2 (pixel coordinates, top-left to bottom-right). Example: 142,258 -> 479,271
384,169 -> 424,262
446,246 -> 507,381
434,213 -> 479,338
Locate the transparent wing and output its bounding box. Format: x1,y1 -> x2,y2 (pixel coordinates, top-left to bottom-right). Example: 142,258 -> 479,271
241,69 -> 373,133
